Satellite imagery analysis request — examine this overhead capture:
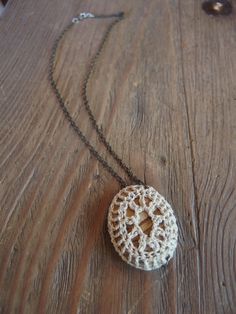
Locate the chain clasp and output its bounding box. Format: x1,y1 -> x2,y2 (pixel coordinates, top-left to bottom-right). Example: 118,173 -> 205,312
72,11 -> 124,23
72,12 -> 95,23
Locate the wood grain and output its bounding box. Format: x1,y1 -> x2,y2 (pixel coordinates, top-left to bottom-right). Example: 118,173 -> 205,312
0,0 -> 236,313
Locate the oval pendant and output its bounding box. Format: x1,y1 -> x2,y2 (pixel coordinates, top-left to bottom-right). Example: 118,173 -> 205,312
107,185 -> 178,271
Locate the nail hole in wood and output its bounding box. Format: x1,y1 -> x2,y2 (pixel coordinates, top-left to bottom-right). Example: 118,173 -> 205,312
0,0 -> 9,15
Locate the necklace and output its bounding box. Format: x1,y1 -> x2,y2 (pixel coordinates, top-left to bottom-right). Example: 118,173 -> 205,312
49,11 -> 178,271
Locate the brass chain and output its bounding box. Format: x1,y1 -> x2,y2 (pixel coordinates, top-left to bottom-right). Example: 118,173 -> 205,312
49,12 -> 145,188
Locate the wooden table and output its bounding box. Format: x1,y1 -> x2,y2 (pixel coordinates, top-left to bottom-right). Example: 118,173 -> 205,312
0,0 -> 235,313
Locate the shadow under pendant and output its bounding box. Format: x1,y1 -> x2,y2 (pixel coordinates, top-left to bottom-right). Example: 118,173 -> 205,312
108,185 -> 178,271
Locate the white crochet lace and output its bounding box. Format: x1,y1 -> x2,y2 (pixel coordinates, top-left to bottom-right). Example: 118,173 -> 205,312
108,185 -> 178,270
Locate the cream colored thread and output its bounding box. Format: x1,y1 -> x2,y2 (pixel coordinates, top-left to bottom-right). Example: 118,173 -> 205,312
108,185 -> 178,271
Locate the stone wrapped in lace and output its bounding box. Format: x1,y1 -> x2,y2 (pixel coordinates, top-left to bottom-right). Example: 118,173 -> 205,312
108,185 -> 178,271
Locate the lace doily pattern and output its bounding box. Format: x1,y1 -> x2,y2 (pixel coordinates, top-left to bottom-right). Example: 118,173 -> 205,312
108,185 -> 178,271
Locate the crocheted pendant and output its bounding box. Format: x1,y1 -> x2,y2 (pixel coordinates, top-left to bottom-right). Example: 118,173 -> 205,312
108,185 -> 178,271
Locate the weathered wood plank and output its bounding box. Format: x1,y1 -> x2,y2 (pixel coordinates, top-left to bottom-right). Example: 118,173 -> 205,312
178,1 -> 236,313
0,0 -> 235,313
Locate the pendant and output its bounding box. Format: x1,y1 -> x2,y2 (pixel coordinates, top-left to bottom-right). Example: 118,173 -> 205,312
108,185 -> 178,271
